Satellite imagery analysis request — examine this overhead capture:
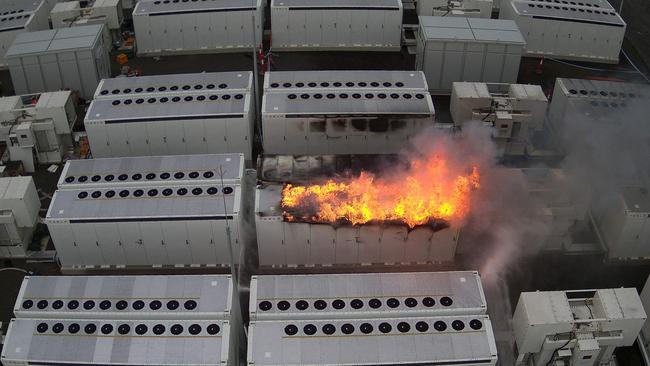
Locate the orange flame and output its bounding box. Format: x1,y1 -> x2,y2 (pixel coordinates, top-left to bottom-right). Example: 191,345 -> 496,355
281,154 -> 480,228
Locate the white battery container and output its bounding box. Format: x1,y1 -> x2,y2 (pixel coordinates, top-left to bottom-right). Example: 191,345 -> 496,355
249,271 -> 487,320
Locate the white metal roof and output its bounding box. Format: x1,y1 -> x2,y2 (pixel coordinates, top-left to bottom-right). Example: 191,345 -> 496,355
0,0 -> 42,32
134,0 -> 262,15
271,0 -> 401,9
5,24 -> 104,57
419,16 -> 525,45
509,0 -> 625,26
264,71 -> 429,92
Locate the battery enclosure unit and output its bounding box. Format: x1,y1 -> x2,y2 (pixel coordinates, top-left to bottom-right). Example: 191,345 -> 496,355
261,70 -> 435,155
5,25 -> 111,99
248,315 -> 498,366
2,318 -> 233,366
249,271 -> 487,321
255,184 -> 460,266
270,0 -> 402,51
499,0 -> 625,63
415,17 -> 525,94
46,182 -> 243,269
0,0 -> 50,69
133,0 -> 264,56
14,274 -> 234,320
85,72 -> 254,160
57,153 -> 244,189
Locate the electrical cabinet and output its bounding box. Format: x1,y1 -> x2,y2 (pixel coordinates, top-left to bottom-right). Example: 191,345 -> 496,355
415,17 -> 525,94
249,271 -> 487,321
0,0 -> 49,69
261,70 -> 435,155
133,0 -> 264,56
248,315 -> 498,366
597,187 -> 650,259
45,182 -> 244,269
499,0 -> 625,63
5,25 -> 111,98
86,72 -> 254,160
0,176 -> 40,258
417,0 -> 493,18
270,0 -> 402,51
255,184 -> 459,266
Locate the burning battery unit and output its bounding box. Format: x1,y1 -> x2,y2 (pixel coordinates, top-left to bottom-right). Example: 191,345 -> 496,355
46,154 -> 244,270
249,271 -> 487,321
133,0 -> 264,56
85,72 -> 254,160
248,315 -> 498,366
261,70 -> 435,155
255,184 -> 461,267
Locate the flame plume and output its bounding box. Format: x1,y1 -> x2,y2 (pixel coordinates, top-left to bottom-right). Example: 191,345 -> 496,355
281,153 -> 480,228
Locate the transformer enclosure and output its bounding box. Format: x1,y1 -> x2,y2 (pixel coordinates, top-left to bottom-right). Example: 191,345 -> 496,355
85,72 -> 254,160
0,176 -> 40,258
416,17 -> 525,94
6,24 -> 111,99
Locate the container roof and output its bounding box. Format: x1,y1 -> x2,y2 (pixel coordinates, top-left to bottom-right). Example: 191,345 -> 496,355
419,16 -> 525,45
5,24 -> 104,57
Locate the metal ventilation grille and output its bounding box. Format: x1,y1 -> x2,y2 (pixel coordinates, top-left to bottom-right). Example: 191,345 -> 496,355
270,81 -> 408,88
99,83 -> 231,96
63,170 -> 219,184
32,320 -> 222,336
284,92 -> 426,100
257,296 -> 455,313
74,186 -> 234,200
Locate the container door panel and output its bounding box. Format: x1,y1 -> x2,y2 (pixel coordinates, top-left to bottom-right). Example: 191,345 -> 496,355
288,10 -> 306,46
125,123 -> 150,156
146,122 -> 167,155
118,223 -> 147,266
71,224 -> 104,265
502,53 -> 521,84
484,52 -> 505,83
284,222 -> 309,266
306,119 -> 328,154
182,14 -> 198,50
321,11 -> 336,46
380,226 -> 406,263
241,10 -> 254,47
40,56 -> 63,92
350,11 -> 367,45
184,120 -> 207,154
49,224 -> 82,266
211,12 -> 227,49
211,220 -> 232,265
86,123 -> 110,157
367,11 -> 383,46
309,224 -> 335,265
226,12 -> 244,48
140,222 -> 169,265
196,13 -> 212,49
133,15 -> 152,52
256,219 -> 285,266
335,227 -> 359,264
305,11 -> 322,46
106,124 -> 129,157
23,59 -> 45,92
57,54 -> 84,91
150,16 -> 168,50
164,120 -> 186,154
384,10 -> 401,46
358,226 -> 381,264
162,221 -> 192,265
261,117 -> 286,154
271,7 -> 289,47
463,51 -> 483,82
285,120 -> 308,154
441,50 -> 464,90
403,227 -> 432,263
423,48 -> 444,91
168,15 -> 183,50
205,119 -> 228,153
94,223 -> 126,265
336,10 -> 351,46
225,117 -> 249,155
429,227 -> 457,262
186,221 -> 217,265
